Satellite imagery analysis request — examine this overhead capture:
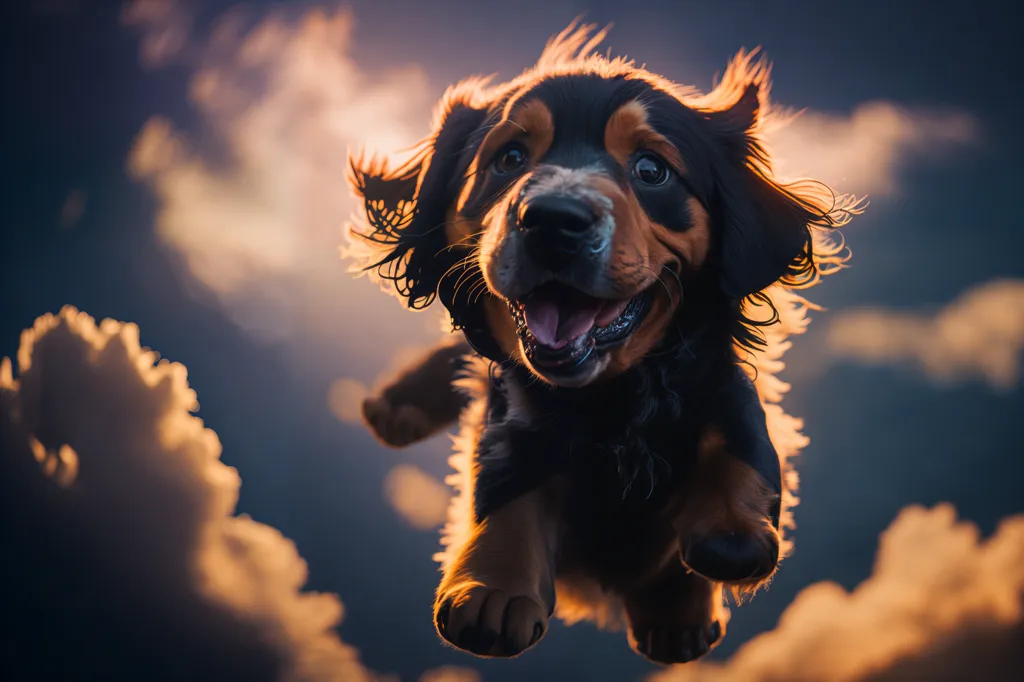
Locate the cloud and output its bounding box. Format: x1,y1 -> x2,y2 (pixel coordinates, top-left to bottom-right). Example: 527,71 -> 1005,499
649,503 -> 1024,682
121,0 -> 194,68
766,101 -> 977,198
418,666 -> 481,682
0,307 -> 387,682
59,188 -> 87,230
127,6 -> 442,382
384,464 -> 452,531
825,278 -> 1024,390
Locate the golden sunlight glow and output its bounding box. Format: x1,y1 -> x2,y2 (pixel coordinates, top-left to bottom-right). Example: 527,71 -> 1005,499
127,6 -> 437,370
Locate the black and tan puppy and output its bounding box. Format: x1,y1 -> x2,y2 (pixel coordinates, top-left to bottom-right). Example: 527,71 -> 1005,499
347,23 -> 857,665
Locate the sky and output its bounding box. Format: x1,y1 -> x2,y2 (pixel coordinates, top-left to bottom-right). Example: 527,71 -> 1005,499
1,1 -> 1022,681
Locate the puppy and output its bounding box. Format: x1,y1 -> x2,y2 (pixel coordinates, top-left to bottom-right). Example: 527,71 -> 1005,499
347,23 -> 858,665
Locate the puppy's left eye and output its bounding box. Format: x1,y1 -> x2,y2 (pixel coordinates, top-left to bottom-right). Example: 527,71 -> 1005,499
493,143 -> 528,175
631,153 -> 669,186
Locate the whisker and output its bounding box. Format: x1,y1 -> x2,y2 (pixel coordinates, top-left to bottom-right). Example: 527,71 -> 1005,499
451,266 -> 483,300
438,231 -> 483,255
660,263 -> 684,299
639,264 -> 674,308
469,279 -> 491,305
438,250 -> 480,286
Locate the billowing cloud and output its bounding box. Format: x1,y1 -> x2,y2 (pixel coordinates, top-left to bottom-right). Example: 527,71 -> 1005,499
765,101 -> 977,198
384,464 -> 452,531
649,504 -> 1024,682
127,6 -> 441,383
825,278 -> 1024,390
0,307 -> 386,682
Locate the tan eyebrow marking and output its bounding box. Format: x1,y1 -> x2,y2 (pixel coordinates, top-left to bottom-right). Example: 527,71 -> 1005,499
604,99 -> 686,174
474,99 -> 555,175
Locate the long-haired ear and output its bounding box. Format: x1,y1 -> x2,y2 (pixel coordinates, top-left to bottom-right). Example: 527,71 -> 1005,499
348,79 -> 492,309
700,50 -> 853,299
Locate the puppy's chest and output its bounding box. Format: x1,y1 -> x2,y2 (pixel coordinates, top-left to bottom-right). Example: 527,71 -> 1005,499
472,375 -> 706,522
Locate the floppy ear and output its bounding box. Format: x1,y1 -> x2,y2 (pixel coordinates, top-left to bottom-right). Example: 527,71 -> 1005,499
703,53 -> 831,299
349,81 -> 491,310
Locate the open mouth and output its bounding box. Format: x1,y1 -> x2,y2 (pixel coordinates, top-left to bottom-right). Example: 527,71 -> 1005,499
508,282 -> 651,373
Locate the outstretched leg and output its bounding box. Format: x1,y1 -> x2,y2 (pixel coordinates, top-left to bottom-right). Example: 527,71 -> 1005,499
624,564 -> 726,665
434,481 -> 562,658
673,419 -> 781,587
362,338 -> 472,447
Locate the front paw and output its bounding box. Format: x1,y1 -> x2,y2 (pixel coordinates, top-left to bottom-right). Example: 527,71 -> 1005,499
681,524 -> 779,583
434,582 -> 548,658
362,395 -> 436,448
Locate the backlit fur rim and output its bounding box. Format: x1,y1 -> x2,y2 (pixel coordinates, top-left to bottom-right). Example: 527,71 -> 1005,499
408,21 -> 866,624
343,75 -> 496,308
344,20 -> 865,319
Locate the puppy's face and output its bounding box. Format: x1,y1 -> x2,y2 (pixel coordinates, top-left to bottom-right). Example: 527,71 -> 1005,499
450,80 -> 711,387
351,44 -> 842,390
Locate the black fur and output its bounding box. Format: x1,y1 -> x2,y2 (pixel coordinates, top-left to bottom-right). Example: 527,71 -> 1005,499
473,278 -> 779,523
349,94 -> 506,359
349,38 -> 857,661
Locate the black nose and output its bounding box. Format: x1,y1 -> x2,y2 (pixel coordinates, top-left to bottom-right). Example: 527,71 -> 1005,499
519,195 -> 597,235
517,195 -> 597,268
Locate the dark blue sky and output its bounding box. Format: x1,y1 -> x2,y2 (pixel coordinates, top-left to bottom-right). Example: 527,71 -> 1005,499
2,1 -> 1022,681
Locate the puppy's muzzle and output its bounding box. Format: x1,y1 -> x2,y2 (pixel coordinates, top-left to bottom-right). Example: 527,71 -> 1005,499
517,194 -> 598,271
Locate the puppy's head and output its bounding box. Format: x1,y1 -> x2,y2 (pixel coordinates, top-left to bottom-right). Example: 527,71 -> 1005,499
350,27 -> 852,388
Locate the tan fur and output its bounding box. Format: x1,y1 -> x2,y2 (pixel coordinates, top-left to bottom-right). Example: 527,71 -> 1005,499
654,197 -> 711,275
586,175 -> 710,379
476,99 -> 555,176
604,288 -> 677,376
445,203 -> 483,247
349,23 -> 861,658
434,477 -> 565,656
482,296 -> 522,361
603,100 -> 686,173
671,427 -> 782,587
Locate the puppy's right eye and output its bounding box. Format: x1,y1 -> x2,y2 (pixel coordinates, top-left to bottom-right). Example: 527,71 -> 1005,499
493,143 -> 528,175
631,153 -> 670,187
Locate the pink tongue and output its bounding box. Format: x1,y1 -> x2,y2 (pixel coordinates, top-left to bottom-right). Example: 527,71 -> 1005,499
523,295 -> 602,349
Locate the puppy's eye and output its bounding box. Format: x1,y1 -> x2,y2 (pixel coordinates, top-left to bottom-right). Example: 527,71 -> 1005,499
493,143 -> 528,175
631,153 -> 669,186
